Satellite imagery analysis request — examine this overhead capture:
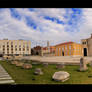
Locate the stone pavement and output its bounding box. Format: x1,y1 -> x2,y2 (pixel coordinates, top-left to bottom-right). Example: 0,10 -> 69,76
22,56 -> 92,65
0,65 -> 15,84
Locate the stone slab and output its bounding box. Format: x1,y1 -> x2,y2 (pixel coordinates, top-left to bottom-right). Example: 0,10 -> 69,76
0,80 -> 15,84
0,65 -> 15,84
0,77 -> 12,80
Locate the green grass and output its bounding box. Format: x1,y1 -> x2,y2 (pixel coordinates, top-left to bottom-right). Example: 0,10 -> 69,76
1,61 -> 92,84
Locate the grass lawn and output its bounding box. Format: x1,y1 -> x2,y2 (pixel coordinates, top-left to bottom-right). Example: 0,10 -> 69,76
0,61 -> 92,84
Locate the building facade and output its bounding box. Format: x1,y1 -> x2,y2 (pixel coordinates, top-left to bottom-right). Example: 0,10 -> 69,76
0,39 -> 31,56
81,34 -> 92,56
31,46 -> 42,56
55,42 -> 82,56
42,46 -> 55,56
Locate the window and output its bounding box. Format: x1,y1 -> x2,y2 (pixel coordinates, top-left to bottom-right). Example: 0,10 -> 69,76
11,45 -> 13,48
19,48 -> 21,51
56,48 -> 58,55
15,45 -> 17,48
7,45 -> 9,48
11,42 -> 13,45
23,48 -> 25,51
69,51 -> 71,55
65,46 -> 67,50
3,45 -> 5,48
15,48 -> 17,51
19,45 -> 21,48
23,45 -> 25,48
59,48 -> 61,56
65,51 -> 67,55
82,42 -> 86,44
62,47 -> 64,51
7,42 -> 9,45
27,48 -> 29,51
69,45 -> 71,49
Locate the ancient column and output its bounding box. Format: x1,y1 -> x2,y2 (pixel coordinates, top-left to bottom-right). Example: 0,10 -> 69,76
80,57 -> 88,71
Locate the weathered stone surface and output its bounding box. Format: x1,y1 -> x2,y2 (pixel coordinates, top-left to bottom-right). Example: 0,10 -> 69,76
34,68 -> 43,75
16,62 -> 24,67
22,63 -> 32,69
0,80 -> 15,84
43,63 -> 48,67
32,62 -> 39,65
56,63 -> 65,69
80,57 -> 88,71
52,71 -> 70,82
89,61 -> 92,67
0,65 -> 15,84
11,61 -> 18,65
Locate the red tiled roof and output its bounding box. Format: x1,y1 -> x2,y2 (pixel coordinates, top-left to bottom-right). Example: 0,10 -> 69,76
55,41 -> 74,46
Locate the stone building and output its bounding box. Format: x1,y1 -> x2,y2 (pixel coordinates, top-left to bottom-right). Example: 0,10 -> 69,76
81,34 -> 92,56
31,46 -> 42,56
55,42 -> 82,56
0,39 -> 31,57
42,46 -> 55,56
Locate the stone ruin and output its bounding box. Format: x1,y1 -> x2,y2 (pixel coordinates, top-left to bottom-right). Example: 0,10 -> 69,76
89,61 -> 92,67
34,68 -> 43,75
42,63 -> 48,67
79,57 -> 88,71
56,62 -> 65,69
11,61 -> 19,65
52,71 -> 70,82
22,63 -> 32,69
16,62 -> 24,67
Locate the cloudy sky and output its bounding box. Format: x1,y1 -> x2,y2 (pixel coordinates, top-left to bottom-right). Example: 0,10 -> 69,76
0,8 -> 92,47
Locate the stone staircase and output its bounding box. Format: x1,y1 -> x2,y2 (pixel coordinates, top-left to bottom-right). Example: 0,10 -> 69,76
0,65 -> 15,84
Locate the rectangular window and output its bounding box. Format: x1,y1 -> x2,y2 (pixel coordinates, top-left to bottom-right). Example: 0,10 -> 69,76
19,45 -> 21,48
15,48 -> 17,51
11,45 -> 13,48
19,48 -> 21,51
11,42 -> 13,45
59,48 -> 61,56
56,48 -> 58,55
69,45 -> 71,49
62,47 -> 64,51
15,45 -> 17,48
7,45 -> 9,48
65,46 -> 67,50
65,51 -> 67,55
23,48 -> 25,51
69,51 -> 71,55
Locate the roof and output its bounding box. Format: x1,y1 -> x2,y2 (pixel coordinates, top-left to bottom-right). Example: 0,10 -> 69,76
55,42 -> 74,46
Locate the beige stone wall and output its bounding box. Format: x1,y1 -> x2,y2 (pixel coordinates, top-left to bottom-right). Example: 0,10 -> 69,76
88,38 -> 92,56
0,39 -> 31,56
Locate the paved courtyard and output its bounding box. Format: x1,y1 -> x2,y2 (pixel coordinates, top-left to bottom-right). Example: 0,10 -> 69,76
22,56 -> 92,65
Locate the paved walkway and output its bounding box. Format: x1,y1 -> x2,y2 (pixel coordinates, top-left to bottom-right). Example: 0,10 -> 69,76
0,65 -> 15,84
22,56 -> 92,65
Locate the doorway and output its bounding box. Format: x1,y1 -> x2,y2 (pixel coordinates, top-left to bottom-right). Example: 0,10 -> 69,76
84,48 -> 87,56
62,51 -> 64,56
